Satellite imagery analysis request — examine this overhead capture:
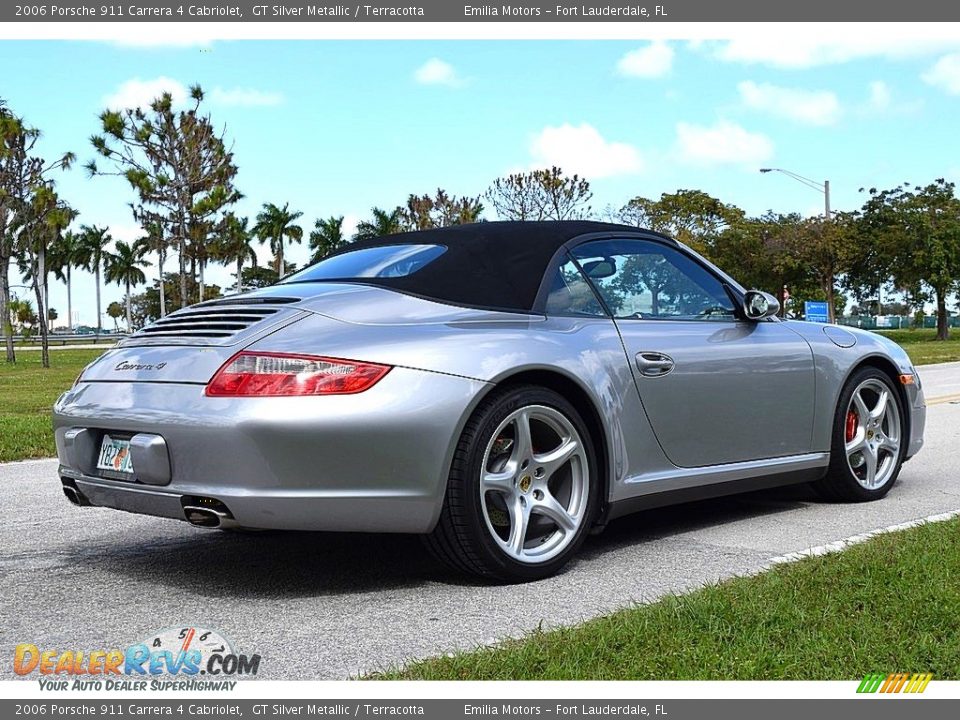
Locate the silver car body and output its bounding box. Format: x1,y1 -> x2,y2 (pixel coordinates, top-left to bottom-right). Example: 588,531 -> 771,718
53,226 -> 926,533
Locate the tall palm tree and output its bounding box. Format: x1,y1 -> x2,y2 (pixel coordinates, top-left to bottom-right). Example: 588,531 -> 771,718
49,229 -> 82,332
137,218 -> 170,318
353,207 -> 405,241
104,239 -> 150,332
308,216 -> 348,263
76,225 -> 112,335
253,202 -> 303,277
213,213 -> 256,293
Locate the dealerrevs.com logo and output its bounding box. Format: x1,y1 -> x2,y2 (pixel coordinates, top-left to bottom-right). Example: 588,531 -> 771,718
14,627 -> 261,691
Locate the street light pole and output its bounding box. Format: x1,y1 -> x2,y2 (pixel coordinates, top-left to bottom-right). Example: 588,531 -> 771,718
759,168 -> 835,322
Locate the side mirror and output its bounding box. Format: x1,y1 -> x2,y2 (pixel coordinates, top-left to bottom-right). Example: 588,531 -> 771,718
743,290 -> 780,320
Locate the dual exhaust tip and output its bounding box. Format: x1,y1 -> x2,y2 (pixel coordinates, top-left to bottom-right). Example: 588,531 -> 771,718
59,479 -> 237,530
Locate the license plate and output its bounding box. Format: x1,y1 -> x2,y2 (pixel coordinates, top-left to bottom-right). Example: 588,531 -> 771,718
96,435 -> 134,475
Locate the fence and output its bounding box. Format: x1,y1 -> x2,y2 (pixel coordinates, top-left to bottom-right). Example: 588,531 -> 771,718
837,316 -> 960,330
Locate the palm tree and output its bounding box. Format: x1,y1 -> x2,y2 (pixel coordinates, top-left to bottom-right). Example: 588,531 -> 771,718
137,218 -> 169,317
213,213 -> 256,293
105,239 -> 150,332
106,301 -> 124,332
353,207 -> 405,241
49,229 -> 82,332
253,202 -> 303,277
76,225 -> 112,335
308,216 -> 349,262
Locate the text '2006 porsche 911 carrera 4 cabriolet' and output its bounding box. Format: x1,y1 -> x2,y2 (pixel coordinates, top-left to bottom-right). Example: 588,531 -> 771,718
53,221 -> 925,582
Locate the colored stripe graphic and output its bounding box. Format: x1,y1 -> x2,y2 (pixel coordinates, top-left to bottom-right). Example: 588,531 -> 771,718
858,672 -> 932,693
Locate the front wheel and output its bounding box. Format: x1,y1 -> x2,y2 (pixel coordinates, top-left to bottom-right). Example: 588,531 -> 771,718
424,385 -> 599,583
815,367 -> 906,501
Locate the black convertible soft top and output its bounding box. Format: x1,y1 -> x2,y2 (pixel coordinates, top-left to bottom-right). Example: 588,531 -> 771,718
293,221 -> 672,313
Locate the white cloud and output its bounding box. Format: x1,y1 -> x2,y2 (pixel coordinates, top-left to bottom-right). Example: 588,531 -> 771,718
414,58 -> 461,87
675,120 -> 774,168
616,41 -> 673,78
868,81 -> 892,110
528,123 -> 643,179
922,54 -> 960,95
703,38 -> 960,69
103,77 -> 188,111
210,87 -> 284,107
738,81 -> 841,126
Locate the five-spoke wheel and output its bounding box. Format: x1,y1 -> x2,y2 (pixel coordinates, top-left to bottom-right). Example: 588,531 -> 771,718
816,367 -> 906,501
425,385 -> 598,582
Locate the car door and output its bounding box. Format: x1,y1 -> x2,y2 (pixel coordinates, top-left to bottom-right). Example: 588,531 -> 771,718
570,237 -> 816,468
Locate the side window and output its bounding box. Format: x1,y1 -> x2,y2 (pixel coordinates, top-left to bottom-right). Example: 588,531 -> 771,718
570,239 -> 736,321
543,257 -> 606,317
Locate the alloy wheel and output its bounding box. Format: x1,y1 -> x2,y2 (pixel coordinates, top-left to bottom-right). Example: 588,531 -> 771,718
844,378 -> 901,490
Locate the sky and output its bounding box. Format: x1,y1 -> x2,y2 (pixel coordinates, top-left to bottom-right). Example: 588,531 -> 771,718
3,36 -> 960,327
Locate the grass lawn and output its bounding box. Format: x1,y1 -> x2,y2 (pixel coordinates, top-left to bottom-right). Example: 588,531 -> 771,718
0,348 -> 106,463
876,328 -> 960,365
376,516 -> 960,680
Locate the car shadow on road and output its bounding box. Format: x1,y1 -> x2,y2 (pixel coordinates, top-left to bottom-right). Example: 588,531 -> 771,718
63,484 -> 821,596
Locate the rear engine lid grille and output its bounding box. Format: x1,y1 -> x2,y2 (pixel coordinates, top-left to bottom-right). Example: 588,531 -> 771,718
122,299 -> 305,347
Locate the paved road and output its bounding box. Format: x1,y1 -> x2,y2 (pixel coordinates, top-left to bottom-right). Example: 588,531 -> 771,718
1,365 -> 958,680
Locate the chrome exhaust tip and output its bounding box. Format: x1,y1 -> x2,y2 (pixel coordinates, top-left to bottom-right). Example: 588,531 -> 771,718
181,497 -> 238,530
61,479 -> 91,507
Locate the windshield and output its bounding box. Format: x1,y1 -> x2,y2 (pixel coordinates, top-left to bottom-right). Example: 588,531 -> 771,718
280,244 -> 447,283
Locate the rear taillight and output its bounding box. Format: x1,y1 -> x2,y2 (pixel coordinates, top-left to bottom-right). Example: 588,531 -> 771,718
205,352 -> 391,397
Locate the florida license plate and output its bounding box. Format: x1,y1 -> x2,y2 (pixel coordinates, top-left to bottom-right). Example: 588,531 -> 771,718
96,435 -> 134,475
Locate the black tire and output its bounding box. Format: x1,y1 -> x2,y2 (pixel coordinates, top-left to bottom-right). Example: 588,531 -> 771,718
424,385 -> 600,583
814,366 -> 906,502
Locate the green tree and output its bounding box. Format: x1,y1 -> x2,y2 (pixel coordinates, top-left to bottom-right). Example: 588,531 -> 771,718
87,85 -> 240,308
618,189 -> 744,256
254,202 -> 303,276
354,207 -> 405,241
106,301 -> 124,332
485,166 -> 592,221
309,215 -> 349,262
105,239 -> 150,331
402,189 -> 484,230
0,100 -> 74,364
128,273 -> 223,329
240,263 -> 297,290
213,213 -> 256,293
135,216 -> 170,317
49,229 -> 83,332
76,225 -> 112,335
857,179 -> 960,340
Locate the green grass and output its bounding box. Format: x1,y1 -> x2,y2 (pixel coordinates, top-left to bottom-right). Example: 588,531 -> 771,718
876,328 -> 960,365
376,517 -> 960,680
0,349 -> 106,462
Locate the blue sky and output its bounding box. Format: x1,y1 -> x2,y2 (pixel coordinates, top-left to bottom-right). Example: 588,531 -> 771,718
3,38 -> 960,326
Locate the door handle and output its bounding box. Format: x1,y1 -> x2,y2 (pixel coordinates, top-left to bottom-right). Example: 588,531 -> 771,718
636,351 -> 675,377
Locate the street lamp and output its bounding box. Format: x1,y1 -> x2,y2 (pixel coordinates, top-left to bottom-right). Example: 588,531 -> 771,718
760,167 -> 834,321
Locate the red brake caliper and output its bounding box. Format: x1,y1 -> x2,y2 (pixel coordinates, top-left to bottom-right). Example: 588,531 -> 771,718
845,411 -> 858,443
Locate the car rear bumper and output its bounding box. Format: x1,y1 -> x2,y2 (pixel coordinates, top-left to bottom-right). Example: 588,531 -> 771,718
52,368 -> 489,532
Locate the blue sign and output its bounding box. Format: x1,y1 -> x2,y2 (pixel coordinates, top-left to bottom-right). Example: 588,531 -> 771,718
805,301 -> 830,323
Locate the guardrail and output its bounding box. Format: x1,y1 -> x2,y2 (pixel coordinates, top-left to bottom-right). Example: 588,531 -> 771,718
2,333 -> 129,346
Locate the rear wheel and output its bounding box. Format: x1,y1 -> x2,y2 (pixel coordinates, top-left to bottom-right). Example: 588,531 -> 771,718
815,367 -> 906,501
425,385 -> 599,583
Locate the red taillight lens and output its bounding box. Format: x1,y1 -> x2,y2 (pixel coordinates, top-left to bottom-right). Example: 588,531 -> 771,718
205,352 -> 391,397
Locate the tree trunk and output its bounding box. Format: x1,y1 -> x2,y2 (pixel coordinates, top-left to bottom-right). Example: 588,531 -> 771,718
179,220 -> 188,309
199,260 -> 205,302
125,279 -> 132,332
936,288 -> 949,341
1,256 -> 15,363
236,257 -> 242,294
823,276 -> 836,324
95,262 -> 102,336
158,250 -> 166,318
66,265 -> 73,332
277,238 -> 284,277
32,270 -> 49,369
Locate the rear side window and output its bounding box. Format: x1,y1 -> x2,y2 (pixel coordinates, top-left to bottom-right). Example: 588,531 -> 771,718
543,257 -> 606,317
281,244 -> 447,283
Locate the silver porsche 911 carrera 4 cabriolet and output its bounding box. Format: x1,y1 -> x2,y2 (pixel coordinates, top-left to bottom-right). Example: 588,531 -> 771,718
53,221 -> 925,581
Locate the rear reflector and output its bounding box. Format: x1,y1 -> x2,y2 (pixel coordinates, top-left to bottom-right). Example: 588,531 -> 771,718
205,352 -> 391,397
